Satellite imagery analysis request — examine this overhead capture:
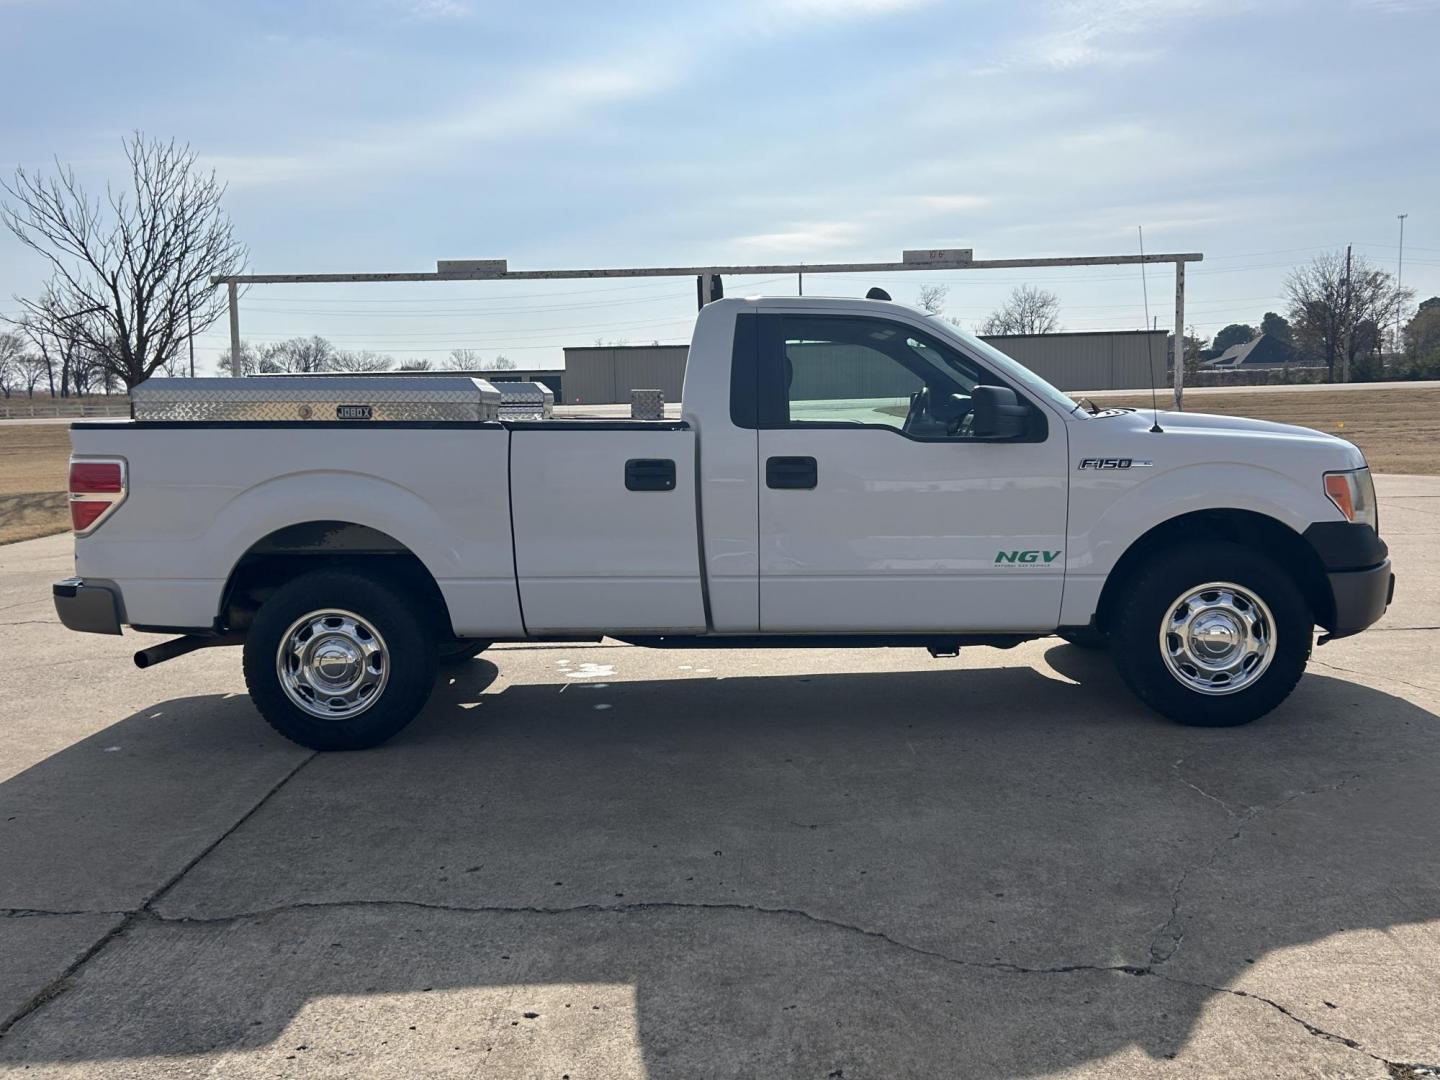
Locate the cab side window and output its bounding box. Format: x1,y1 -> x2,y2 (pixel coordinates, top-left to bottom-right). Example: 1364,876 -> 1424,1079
759,314 -> 996,439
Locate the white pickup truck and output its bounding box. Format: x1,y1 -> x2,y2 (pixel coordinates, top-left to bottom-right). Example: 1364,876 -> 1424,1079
54,294 -> 1393,749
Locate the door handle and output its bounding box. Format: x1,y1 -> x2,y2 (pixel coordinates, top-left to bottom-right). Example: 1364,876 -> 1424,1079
625,458 -> 676,491
766,456 -> 818,489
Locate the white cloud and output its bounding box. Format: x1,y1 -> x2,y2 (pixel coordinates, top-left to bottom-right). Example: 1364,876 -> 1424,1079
774,0 -> 933,13
731,221 -> 867,255
984,0 -> 1242,72
385,0 -> 471,18
909,194 -> 992,212
206,61 -> 679,188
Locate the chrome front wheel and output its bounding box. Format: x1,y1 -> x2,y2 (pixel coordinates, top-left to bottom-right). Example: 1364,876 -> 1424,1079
276,609 -> 390,720
1159,581 -> 1275,696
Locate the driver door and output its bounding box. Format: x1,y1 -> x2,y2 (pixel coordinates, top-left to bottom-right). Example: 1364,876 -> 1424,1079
754,311 -> 1069,633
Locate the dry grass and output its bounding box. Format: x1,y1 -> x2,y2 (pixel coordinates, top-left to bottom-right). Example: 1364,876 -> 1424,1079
0,425 -> 73,544
2,387 -> 1437,545
1095,387 -> 1440,476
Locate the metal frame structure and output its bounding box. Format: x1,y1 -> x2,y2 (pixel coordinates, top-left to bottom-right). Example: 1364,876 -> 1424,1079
214,248 -> 1202,407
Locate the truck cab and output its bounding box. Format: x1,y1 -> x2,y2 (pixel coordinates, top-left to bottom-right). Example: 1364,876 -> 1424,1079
54,295 -> 1393,749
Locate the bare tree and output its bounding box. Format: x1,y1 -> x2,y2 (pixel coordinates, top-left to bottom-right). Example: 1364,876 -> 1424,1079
447,348 -> 483,370
397,359 -> 434,371
17,351 -> 48,396
212,337 -> 393,375
979,285 -> 1061,335
1,132 -> 246,390
485,354 -> 515,371
0,331 -> 22,398
916,283 -> 948,315
1285,250 -> 1413,381
261,335 -> 337,373
336,349 -> 394,373
215,340 -> 265,376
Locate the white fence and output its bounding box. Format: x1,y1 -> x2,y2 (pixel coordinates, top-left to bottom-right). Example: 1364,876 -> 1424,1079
0,399 -> 131,419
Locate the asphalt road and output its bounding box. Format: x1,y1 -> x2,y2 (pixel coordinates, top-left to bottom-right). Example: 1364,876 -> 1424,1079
1,476 -> 1438,1078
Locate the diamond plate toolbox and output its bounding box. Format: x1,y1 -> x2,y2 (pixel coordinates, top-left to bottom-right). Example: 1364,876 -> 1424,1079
131,376 -> 501,423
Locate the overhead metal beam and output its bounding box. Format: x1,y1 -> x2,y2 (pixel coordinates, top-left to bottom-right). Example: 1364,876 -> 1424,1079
211,252 -> 1202,286
212,248 -> 1203,410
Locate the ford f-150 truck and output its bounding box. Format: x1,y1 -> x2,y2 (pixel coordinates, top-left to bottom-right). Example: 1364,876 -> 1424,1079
53,294 -> 1394,749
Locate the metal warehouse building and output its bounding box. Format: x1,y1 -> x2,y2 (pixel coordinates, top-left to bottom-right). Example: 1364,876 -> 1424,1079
562,345 -> 689,405
983,330 -> 1167,392
561,331 -> 1165,404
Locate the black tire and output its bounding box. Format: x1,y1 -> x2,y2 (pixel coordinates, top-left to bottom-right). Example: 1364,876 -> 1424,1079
1058,626 -> 1108,650
1110,541 -> 1311,727
437,638 -> 491,663
243,570 -> 438,750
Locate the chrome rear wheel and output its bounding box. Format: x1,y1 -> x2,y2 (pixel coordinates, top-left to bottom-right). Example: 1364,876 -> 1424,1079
276,609 -> 389,720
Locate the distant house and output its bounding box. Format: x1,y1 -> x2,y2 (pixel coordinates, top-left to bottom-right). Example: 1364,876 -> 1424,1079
1204,333 -> 1291,369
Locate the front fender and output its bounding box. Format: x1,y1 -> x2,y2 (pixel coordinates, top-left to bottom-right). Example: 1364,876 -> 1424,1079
1057,462 -> 1341,627
1070,461 -> 1336,576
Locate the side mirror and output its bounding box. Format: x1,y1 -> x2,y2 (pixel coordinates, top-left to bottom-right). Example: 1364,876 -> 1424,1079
970,385 -> 1029,439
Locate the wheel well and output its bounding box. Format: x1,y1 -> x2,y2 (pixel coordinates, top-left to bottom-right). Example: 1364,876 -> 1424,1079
1094,509 -> 1334,633
219,521 -> 452,636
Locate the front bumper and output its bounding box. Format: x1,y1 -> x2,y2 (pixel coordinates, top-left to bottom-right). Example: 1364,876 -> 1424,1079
53,578 -> 123,636
1301,522 -> 1393,640
1326,560 -> 1394,639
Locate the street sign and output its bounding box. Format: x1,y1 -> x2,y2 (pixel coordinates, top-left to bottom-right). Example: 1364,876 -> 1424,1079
902,249 -> 973,265
436,259 -> 508,275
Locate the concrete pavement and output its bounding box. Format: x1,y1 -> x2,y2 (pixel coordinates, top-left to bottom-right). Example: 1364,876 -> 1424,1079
1,476 -> 1438,1078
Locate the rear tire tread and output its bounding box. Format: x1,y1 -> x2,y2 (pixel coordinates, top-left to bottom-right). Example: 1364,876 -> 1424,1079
243,570 -> 438,750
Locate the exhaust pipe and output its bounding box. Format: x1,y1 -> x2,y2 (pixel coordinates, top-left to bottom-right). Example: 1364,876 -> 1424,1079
133,634 -> 238,670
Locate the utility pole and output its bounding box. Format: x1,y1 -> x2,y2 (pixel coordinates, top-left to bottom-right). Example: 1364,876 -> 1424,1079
1341,243 -> 1353,383
186,294 -> 195,378
798,266 -> 803,296
1396,212 -> 1408,355
228,281 -> 241,377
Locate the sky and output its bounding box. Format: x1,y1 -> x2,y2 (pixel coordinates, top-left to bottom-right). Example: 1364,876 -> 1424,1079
2,0 -> 1438,371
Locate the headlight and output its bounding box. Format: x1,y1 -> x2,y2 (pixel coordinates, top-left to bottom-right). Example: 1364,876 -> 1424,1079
1324,467 -> 1378,533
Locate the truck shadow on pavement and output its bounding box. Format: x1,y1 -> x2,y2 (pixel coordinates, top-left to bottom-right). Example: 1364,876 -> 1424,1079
2,648 -> 1439,1077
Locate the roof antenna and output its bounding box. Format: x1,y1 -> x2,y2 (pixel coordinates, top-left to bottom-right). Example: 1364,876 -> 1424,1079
1138,225 -> 1163,433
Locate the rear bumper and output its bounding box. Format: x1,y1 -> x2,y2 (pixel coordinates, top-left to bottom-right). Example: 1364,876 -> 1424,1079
1325,560 -> 1394,639
53,578 -> 124,636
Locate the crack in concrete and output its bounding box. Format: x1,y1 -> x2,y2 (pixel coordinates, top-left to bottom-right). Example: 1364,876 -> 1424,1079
0,908 -> 129,919
1147,770 -> 1362,968
0,749 -> 316,1039
1170,757 -> 1245,818
1310,657 -> 1440,698
15,892 -> 1434,1074
0,739 -> 1411,1075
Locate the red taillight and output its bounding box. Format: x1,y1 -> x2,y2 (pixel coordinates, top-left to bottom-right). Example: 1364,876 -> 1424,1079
70,500 -> 110,532
69,461 -> 123,494
68,458 -> 126,535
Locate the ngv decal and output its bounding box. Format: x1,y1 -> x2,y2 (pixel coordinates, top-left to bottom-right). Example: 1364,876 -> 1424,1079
1078,457 -> 1153,470
995,549 -> 1062,565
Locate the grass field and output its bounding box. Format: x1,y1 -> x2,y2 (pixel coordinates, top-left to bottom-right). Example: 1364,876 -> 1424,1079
0,424 -> 72,544
2,387 -> 1438,545
1094,387 -> 1440,475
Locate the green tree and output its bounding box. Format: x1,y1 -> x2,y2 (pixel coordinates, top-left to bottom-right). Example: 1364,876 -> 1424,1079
1209,323 -> 1256,357
1403,297 -> 1440,379
1259,311 -> 1293,347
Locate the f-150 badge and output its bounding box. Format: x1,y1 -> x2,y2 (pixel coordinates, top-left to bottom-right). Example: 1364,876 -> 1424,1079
1078,458 -> 1153,469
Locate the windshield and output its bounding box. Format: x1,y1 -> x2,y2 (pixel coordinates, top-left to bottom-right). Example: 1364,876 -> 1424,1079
927,316 -> 1082,416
